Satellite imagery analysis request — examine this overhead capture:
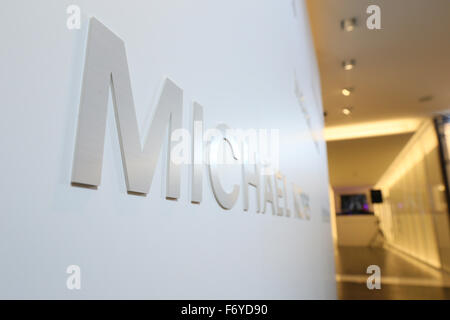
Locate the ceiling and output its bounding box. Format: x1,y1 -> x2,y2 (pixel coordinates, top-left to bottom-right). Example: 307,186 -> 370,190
327,132 -> 413,187
306,0 -> 450,128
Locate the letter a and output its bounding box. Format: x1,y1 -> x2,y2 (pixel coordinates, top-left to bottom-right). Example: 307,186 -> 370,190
66,265 -> 81,290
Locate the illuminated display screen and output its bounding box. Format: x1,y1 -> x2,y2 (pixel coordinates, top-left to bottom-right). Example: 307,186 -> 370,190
340,194 -> 370,215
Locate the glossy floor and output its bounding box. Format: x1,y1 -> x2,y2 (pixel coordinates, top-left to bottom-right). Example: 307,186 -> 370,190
335,246 -> 450,299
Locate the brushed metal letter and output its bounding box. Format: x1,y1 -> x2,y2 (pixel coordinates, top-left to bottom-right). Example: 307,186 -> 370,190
71,18 -> 182,197
191,103 -> 203,203
242,147 -> 261,213
262,174 -> 275,214
301,193 -> 311,220
208,124 -> 240,210
292,183 -> 305,219
274,172 -> 290,216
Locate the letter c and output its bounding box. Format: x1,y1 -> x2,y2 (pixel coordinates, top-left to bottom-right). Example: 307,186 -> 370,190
208,124 -> 240,210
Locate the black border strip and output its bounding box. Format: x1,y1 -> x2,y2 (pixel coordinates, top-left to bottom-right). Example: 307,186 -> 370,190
434,116 -> 450,217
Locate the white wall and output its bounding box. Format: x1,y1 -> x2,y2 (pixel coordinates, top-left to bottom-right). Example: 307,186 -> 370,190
327,134 -> 413,188
0,0 -> 335,299
336,215 -> 378,247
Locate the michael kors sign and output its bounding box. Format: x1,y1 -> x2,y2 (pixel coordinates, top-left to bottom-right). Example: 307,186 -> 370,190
72,18 -> 312,219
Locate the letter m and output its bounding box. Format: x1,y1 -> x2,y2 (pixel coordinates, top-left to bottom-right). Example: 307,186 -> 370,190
71,18 -> 182,198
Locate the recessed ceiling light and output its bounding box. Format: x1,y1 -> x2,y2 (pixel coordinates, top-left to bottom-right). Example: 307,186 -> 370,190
342,107 -> 352,116
341,18 -> 357,32
342,59 -> 356,71
342,88 -> 353,96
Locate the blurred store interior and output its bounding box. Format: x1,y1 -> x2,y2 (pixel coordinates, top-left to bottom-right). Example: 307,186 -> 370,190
307,0 -> 450,299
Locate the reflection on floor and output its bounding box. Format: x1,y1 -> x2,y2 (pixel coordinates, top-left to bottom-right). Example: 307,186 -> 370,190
337,282 -> 450,300
335,246 -> 450,300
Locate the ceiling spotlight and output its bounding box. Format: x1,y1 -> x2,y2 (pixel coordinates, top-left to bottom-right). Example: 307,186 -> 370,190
341,18 -> 357,32
342,107 -> 352,116
341,87 -> 353,96
342,59 -> 356,71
